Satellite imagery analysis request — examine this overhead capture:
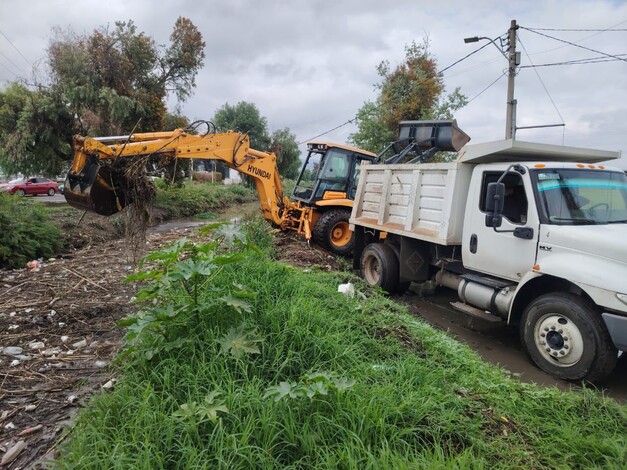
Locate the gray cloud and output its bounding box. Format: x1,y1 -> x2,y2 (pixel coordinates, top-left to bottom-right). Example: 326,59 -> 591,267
0,0 -> 625,167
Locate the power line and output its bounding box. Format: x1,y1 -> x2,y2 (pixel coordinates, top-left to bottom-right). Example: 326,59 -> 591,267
297,40 -> 498,144
0,50 -> 26,75
519,53 -> 627,68
521,26 -> 627,63
518,37 -> 565,126
523,27 -> 627,32
466,71 -> 506,104
0,30 -> 32,67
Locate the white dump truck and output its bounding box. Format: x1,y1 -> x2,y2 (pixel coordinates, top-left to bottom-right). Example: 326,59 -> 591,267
350,122 -> 627,381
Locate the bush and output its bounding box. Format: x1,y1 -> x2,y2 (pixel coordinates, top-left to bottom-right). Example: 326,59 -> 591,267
154,181 -> 257,219
0,194 -> 62,269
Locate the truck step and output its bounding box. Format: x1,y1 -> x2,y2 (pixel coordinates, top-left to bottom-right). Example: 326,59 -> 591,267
449,302 -> 503,323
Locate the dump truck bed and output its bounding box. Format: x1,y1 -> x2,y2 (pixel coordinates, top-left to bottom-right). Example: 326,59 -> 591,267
349,161 -> 472,245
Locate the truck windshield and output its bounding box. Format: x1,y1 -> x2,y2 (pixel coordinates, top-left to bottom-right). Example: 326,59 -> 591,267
533,169 -> 627,225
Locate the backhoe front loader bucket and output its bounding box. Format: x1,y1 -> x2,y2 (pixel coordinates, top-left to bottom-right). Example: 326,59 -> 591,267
64,156 -> 129,216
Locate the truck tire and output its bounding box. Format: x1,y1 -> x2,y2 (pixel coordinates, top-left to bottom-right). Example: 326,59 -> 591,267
520,292 -> 617,382
312,209 -> 354,256
360,243 -> 399,293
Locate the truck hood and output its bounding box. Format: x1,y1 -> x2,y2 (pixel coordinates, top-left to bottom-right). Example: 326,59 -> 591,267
540,224 -> 627,264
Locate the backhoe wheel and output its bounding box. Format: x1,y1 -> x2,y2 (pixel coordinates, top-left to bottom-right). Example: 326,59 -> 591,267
520,292 -> 617,382
312,209 -> 354,256
360,243 -> 399,294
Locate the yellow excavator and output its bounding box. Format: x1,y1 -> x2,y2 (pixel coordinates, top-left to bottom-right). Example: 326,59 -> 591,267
64,121 -> 376,254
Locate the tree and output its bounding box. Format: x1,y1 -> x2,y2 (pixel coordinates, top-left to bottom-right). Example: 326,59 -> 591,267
269,128 -> 301,180
212,101 -> 271,151
0,17 -> 205,176
349,39 -> 467,153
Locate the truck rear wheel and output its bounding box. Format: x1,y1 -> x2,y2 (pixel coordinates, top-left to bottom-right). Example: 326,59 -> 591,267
520,292 -> 617,382
313,209 -> 354,256
360,243 -> 399,293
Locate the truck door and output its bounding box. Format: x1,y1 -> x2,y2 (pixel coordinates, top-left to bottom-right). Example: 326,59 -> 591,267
462,167 -> 540,281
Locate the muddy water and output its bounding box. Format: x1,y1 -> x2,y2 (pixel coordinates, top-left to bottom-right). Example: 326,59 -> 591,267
400,289 -> 627,403
149,201 -> 261,233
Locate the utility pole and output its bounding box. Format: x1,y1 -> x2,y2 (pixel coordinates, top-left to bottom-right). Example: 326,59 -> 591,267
505,19 -> 519,140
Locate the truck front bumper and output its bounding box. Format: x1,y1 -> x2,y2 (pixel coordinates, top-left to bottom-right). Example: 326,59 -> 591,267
602,312 -> 627,351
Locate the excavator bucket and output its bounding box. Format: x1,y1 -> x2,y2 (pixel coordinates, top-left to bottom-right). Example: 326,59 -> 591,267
64,158 -> 130,216
398,119 -> 470,151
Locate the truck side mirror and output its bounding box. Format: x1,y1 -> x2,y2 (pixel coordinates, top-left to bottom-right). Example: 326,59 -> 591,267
485,182 -> 505,228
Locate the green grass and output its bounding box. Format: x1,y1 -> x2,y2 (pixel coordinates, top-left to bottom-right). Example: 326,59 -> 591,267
0,194 -> 62,269
57,221 -> 626,469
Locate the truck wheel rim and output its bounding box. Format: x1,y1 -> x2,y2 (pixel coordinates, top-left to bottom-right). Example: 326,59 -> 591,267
534,314 -> 584,367
363,254 -> 381,285
331,221 -> 351,247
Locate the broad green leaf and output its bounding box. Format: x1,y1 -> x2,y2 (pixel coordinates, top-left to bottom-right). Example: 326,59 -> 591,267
218,326 -> 261,358
220,296 -> 253,314
333,377 -> 356,392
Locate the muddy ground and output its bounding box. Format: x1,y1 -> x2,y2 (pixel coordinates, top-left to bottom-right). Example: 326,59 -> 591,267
0,208 -> 344,469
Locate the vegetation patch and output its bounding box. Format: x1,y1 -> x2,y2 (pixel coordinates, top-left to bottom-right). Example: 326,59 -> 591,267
0,194 -> 62,269
56,220 -> 626,469
153,180 -> 257,219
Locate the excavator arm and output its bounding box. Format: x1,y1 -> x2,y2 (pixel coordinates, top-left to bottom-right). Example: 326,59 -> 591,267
65,128 -> 294,227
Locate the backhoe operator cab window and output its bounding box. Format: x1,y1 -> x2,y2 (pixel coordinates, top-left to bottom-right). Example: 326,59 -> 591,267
293,147 -> 352,202
480,171 -> 528,224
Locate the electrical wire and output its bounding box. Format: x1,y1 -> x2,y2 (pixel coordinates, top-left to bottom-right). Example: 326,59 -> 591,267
523,27 -> 627,32
518,37 -> 565,127
297,39 -> 499,144
466,71 -> 506,104
521,26 -> 627,63
519,53 -> 627,68
0,30 -> 32,67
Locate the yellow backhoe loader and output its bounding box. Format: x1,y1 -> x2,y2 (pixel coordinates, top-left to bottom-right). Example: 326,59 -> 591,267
64,122 -> 376,254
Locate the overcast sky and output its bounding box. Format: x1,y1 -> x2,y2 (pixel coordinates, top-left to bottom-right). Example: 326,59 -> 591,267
1,0 -> 626,168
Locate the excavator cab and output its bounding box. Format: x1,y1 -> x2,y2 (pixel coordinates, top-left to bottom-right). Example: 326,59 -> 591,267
292,142 -> 376,205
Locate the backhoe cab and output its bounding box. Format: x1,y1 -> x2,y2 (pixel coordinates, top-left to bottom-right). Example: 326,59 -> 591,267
292,142 -> 376,254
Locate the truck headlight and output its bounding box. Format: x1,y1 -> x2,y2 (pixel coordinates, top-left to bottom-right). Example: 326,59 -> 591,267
617,293 -> 627,306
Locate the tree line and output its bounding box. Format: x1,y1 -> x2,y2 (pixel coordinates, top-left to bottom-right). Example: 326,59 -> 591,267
0,20 -> 465,181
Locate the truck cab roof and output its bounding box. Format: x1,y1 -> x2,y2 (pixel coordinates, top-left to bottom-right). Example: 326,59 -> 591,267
457,139 -> 620,164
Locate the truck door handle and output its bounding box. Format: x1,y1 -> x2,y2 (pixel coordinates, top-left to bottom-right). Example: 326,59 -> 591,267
470,234 -> 478,253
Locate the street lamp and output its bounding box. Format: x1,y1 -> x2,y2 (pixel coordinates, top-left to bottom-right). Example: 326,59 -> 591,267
464,20 -> 519,139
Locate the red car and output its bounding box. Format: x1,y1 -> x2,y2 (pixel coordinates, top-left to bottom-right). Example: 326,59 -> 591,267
0,177 -> 59,196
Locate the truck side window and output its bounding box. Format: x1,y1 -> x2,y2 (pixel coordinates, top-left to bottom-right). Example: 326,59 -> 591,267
480,172 -> 528,224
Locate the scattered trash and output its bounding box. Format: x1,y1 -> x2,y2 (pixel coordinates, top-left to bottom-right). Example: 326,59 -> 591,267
26,260 -> 41,271
338,282 -> 355,297
18,424 -> 43,436
67,395 -> 77,404
24,404 -> 37,412
10,359 -> 20,367
102,378 -> 117,389
60,335 -> 69,343
0,440 -> 26,466
72,339 -> 87,349
2,346 -> 23,356
29,341 -> 45,350
4,422 -> 16,430
8,324 -> 19,330
94,360 -> 108,368
42,347 -> 62,357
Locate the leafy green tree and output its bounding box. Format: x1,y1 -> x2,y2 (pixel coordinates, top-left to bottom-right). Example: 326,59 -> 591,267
212,101 -> 271,151
270,128 -> 301,179
349,39 -> 467,153
0,17 -> 204,176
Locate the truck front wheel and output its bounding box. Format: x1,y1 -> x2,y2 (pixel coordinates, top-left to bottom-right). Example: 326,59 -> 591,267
360,243 -> 399,293
520,292 -> 617,382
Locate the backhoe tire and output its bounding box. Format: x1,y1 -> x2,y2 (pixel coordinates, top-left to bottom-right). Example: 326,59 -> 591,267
360,243 -> 399,294
312,209 -> 354,256
520,292 -> 617,382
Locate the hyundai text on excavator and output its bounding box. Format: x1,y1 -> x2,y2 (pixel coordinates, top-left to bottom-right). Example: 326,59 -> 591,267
64,122 -> 376,254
